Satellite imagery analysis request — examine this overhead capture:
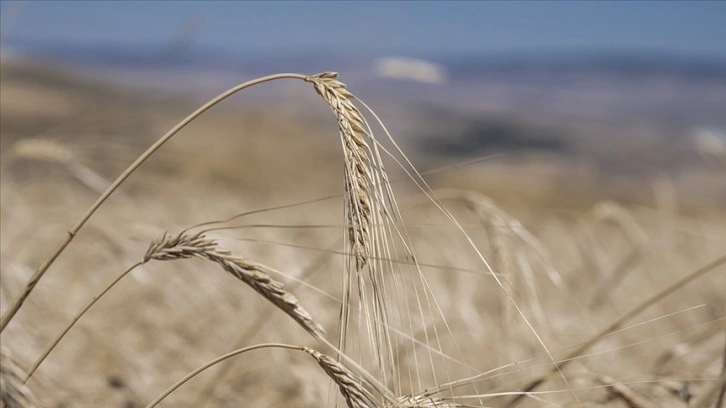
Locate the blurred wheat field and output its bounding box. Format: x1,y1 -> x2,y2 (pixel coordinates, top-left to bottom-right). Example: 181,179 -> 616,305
1,60 -> 725,408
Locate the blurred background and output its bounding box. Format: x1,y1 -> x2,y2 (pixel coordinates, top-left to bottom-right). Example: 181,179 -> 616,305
2,2 -> 726,407
2,0 -> 725,207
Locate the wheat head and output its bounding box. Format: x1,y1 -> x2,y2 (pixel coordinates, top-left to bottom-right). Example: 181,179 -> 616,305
307,72 -> 374,272
302,347 -> 376,408
145,232 -> 325,338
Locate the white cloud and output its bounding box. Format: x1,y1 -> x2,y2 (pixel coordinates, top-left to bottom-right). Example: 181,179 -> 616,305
692,127 -> 725,157
374,56 -> 447,84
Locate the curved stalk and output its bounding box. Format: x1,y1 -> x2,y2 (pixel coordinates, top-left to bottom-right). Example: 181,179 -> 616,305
24,261 -> 145,382
0,73 -> 309,332
145,343 -> 303,408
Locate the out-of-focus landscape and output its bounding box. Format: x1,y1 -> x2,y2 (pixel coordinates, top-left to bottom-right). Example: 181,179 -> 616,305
1,2 -> 725,407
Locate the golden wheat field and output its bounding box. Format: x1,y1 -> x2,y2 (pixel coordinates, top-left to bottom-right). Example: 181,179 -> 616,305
1,59 -> 725,408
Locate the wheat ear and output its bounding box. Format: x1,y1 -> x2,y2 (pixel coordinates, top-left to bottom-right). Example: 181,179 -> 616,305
306,72 -> 374,272
145,232 -> 325,338
26,231 -> 324,383
302,347 -> 377,408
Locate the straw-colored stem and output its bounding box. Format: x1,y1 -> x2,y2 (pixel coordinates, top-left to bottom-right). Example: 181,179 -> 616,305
144,343 -> 303,408
24,261 -> 145,382
0,73 -> 309,332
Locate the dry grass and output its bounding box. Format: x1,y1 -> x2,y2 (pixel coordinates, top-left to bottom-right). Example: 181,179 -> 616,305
1,63 -> 725,407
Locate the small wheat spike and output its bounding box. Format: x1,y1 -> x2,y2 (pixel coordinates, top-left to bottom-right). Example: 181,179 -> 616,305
302,347 -> 376,408
145,232 -> 325,338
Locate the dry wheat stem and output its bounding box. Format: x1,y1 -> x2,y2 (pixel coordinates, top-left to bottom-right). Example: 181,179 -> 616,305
144,343 -> 381,408
148,230 -> 398,402
24,261 -> 145,382
0,72 -> 312,333
144,343 -> 303,408
145,232 -> 325,338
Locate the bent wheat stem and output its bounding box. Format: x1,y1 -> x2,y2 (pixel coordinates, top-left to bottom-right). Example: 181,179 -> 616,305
24,261 -> 145,382
145,344 -> 378,408
144,343 -> 304,408
0,73 -> 310,332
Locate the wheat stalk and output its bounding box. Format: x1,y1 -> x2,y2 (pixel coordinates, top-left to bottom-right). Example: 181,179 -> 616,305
25,231 -> 324,383
0,72 -> 311,333
144,342 -> 390,408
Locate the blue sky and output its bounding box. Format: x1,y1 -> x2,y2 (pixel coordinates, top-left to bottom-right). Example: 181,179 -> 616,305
2,1 -> 725,58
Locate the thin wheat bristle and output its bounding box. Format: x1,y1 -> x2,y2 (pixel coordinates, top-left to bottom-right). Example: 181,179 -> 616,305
0,348 -> 37,408
302,347 -> 376,408
307,72 -> 374,272
145,232 -> 325,338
